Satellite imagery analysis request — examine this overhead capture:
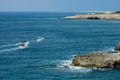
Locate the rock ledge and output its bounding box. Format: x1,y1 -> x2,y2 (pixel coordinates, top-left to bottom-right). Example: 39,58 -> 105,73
71,43 -> 120,69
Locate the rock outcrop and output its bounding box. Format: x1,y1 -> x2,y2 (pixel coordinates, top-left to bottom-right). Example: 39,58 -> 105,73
71,43 -> 120,69
65,12 -> 120,20
114,43 -> 120,52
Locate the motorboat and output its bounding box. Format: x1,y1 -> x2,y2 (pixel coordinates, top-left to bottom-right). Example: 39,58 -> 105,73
37,37 -> 44,42
18,41 -> 30,49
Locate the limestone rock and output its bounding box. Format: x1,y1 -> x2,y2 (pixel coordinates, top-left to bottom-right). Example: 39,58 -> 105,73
71,52 -> 120,69
65,12 -> 120,20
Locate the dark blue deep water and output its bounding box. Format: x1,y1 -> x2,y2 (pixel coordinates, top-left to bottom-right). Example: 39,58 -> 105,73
0,12 -> 120,80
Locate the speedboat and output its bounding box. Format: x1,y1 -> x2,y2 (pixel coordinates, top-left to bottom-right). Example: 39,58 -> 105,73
18,41 -> 30,49
37,37 -> 44,42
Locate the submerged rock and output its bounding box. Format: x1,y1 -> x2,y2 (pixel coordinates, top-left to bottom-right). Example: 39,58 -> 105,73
71,51 -> 120,69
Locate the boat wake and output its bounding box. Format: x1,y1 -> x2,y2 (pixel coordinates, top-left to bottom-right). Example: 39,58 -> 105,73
0,36 -> 44,53
0,43 -> 21,48
0,42 -> 29,53
0,47 -> 19,53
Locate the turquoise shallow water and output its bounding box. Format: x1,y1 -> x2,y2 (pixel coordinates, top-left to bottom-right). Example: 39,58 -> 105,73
0,12 -> 120,80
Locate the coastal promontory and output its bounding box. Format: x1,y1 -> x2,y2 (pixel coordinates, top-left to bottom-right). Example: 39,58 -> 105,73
65,11 -> 120,20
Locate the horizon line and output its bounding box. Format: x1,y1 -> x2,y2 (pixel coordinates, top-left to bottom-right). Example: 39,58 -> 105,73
0,10 -> 117,13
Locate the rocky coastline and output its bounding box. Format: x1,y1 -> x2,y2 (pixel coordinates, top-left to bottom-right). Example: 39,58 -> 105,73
65,11 -> 120,20
71,43 -> 120,69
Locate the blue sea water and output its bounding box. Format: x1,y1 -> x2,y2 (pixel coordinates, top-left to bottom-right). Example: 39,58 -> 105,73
0,12 -> 120,80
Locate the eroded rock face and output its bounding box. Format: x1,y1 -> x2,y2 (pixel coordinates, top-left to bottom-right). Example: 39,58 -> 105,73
71,52 -> 120,69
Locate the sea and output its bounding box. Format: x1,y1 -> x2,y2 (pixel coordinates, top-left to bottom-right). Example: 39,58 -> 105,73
0,12 -> 120,80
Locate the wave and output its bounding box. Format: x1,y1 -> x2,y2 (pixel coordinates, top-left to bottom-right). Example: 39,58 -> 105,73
102,47 -> 115,52
56,58 -> 112,73
56,60 -> 92,73
68,66 -> 92,73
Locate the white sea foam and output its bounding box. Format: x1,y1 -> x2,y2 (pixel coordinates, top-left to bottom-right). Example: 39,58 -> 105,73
57,60 -> 92,73
68,66 -> 92,73
103,47 -> 114,52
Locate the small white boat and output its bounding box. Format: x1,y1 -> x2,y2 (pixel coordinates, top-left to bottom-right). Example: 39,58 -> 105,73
37,37 -> 44,42
18,41 -> 30,49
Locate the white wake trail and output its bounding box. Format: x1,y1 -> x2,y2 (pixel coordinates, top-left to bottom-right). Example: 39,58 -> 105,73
0,43 -> 21,48
0,47 -> 19,53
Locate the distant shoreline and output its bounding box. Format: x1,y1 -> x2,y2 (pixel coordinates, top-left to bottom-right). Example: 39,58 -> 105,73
65,11 -> 120,20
